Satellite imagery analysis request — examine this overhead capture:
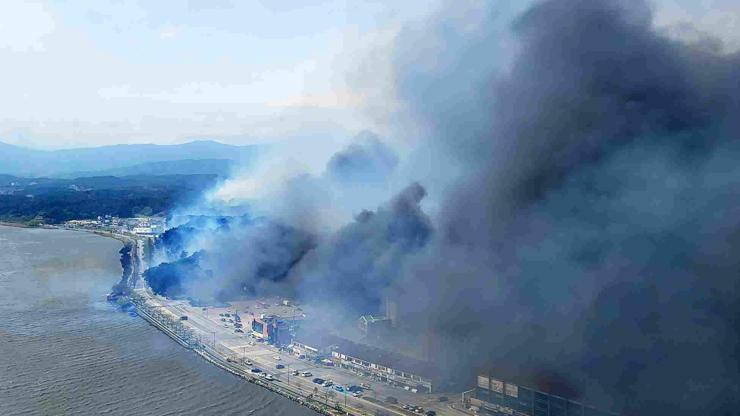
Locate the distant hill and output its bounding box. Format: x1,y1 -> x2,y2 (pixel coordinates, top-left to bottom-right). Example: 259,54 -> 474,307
0,173 -> 220,224
66,158 -> 237,178
0,140 -> 264,177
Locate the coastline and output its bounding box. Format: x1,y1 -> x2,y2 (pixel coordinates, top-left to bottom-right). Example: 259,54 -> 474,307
91,229 -> 347,416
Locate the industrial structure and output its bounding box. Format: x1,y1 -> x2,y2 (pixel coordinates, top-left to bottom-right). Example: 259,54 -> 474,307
464,374 -> 618,416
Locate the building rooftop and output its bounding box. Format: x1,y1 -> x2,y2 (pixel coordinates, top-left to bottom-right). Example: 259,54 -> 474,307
293,331 -> 437,380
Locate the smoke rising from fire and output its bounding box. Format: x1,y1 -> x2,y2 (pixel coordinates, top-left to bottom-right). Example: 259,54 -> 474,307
387,0 -> 740,414
144,0 -> 740,414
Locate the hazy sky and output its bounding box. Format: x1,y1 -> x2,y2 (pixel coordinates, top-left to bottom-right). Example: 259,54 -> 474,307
0,0 -> 738,150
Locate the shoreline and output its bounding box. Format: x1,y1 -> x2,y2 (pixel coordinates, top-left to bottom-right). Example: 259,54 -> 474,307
0,221 -> 55,229
90,229 -> 349,416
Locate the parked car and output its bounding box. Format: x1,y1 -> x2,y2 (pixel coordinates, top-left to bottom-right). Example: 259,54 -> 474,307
301,371 -> 312,377
348,385 -> 363,393
425,411 -> 437,416
312,378 -> 325,384
250,368 -> 261,373
323,380 -> 333,387
334,385 -> 344,393
245,360 -> 253,366
385,396 -> 398,404
275,364 -> 285,369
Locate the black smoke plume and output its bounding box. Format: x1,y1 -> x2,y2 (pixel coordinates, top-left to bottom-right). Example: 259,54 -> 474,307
386,0 -> 740,414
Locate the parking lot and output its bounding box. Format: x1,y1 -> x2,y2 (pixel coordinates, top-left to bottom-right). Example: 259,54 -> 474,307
148,296 -> 464,416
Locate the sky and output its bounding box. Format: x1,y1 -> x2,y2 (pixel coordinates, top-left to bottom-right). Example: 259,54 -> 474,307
0,0 -> 738,150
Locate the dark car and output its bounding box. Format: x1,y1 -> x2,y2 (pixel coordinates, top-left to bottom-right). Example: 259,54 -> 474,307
347,385 -> 363,393
275,363 -> 285,369
426,412 -> 437,416
250,368 -> 262,373
385,396 -> 398,404
312,378 -> 325,384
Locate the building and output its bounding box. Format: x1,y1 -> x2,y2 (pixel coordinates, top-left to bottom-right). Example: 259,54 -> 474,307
331,339 -> 438,393
290,332 -> 337,359
464,374 -> 618,416
291,331 -> 438,393
250,315 -> 292,345
358,315 -> 392,340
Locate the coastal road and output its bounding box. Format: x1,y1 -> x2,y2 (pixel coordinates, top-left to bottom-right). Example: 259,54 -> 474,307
142,294 -> 463,416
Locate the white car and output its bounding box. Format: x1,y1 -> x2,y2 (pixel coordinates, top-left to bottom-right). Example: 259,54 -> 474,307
274,356 -> 281,361
245,360 -> 253,366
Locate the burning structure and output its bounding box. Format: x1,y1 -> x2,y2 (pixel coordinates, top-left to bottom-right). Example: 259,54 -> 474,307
466,375 -> 617,416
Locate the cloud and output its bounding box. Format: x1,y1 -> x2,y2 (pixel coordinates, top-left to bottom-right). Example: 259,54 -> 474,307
0,2 -> 55,52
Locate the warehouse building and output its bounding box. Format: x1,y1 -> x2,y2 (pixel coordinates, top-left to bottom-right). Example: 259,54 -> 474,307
464,374 -> 618,416
331,339 -> 438,393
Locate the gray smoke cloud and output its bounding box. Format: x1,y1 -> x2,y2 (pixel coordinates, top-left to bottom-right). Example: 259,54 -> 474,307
384,0 -> 740,414
145,133 -> 410,305
138,0 -> 740,413
326,130 -> 399,184
290,182 -> 432,320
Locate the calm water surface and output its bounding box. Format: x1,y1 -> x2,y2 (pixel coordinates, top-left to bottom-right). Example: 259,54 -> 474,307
0,226 -> 316,416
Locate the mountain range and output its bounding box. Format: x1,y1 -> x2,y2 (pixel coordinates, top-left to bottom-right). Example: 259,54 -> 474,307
0,140 -> 264,177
